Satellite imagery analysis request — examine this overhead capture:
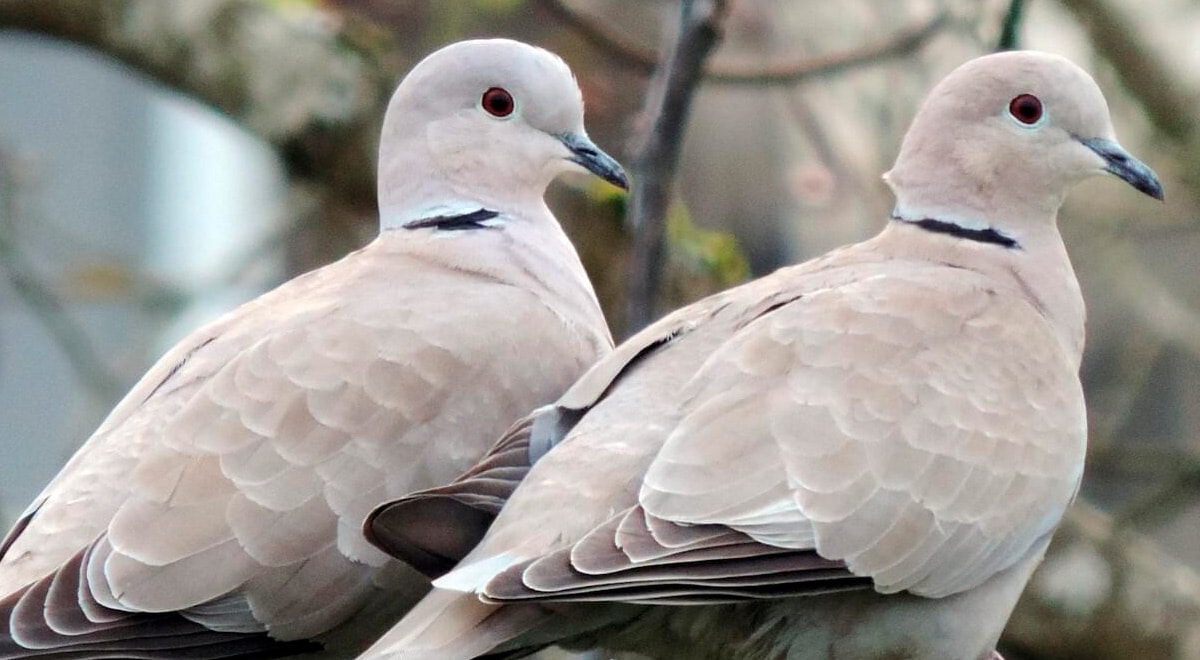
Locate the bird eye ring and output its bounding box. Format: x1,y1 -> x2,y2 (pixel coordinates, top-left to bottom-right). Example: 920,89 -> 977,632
481,87 -> 515,118
1008,93 -> 1043,126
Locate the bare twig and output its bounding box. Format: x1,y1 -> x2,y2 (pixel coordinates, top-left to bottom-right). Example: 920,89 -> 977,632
0,0 -> 410,275
1088,443 -> 1200,478
533,0 -> 947,86
783,91 -> 855,195
0,149 -> 124,399
0,0 -> 392,212
1083,241 -> 1200,551
1111,247 -> 1200,362
1112,462 -> 1200,532
529,0 -> 661,73
624,0 -> 728,335
1003,502 -> 1200,659
702,12 -> 947,86
996,0 -> 1024,51
1057,0 -> 1198,143
1084,327 -> 1167,461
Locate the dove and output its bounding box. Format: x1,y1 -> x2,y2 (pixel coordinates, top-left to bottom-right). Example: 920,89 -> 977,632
359,50 -> 1163,660
0,38 -> 625,659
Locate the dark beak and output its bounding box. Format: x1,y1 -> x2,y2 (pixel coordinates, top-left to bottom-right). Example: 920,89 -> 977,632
558,133 -> 629,190
1079,137 -> 1164,200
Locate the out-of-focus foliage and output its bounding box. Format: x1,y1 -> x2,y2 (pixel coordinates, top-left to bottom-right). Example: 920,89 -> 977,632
666,201 -> 750,288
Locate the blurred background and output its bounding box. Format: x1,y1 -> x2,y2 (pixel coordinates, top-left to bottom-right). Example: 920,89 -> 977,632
0,0 -> 1197,657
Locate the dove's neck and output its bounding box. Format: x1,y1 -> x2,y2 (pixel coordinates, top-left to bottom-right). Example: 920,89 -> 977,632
506,206 -> 611,348
884,162 -> 1084,361
381,200 -> 501,230
881,214 -> 1086,366
373,144 -> 609,349
376,193 -> 611,354
377,136 -> 558,231
377,183 -> 545,232
884,146 -> 1068,242
889,200 -> 994,234
886,192 -> 1060,245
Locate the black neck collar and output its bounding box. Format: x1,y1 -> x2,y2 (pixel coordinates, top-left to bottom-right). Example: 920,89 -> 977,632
895,215 -> 1019,249
402,208 -> 500,232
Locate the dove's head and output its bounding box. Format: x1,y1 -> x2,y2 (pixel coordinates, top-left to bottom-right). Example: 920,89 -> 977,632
377,39 -> 627,228
885,50 -> 1162,236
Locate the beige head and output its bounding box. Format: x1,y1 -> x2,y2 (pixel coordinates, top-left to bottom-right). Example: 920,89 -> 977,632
376,39 -> 627,229
885,51 -> 1161,242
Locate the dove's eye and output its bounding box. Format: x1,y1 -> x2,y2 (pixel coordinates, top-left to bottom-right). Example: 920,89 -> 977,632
481,87 -> 515,118
1008,94 -> 1043,125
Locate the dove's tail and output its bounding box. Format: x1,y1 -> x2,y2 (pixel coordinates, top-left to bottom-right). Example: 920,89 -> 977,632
357,588 -> 542,660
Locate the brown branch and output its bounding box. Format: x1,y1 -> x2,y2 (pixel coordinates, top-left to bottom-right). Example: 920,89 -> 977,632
533,0 -> 946,85
624,0 -> 728,335
1003,502 -> 1200,660
703,12 -> 947,85
1108,243 -> 1200,363
0,0 -> 393,209
529,0 -> 660,74
1111,462 -> 1200,532
1057,0 -> 1198,143
0,148 -> 124,399
995,0 -> 1026,51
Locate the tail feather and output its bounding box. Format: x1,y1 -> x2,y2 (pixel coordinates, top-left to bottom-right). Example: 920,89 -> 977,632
358,589 -> 542,660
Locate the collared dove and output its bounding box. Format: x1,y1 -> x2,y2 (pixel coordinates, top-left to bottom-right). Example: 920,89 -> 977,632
359,51 -> 1163,660
0,38 -> 625,659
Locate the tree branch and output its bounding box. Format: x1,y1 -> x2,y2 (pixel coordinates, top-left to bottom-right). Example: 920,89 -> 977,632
1108,243 -> 1200,363
624,0 -> 728,335
702,12 -> 947,85
0,0 -> 394,209
533,0 -> 947,86
0,147 -> 125,399
529,0 -> 661,74
996,0 -> 1025,51
1003,502 -> 1200,659
1056,0 -> 1198,144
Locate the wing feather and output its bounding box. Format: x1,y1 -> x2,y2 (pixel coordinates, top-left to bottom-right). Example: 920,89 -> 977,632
0,235 -> 612,654
632,269 -> 1084,597
364,413 -> 541,577
448,261 -> 1084,610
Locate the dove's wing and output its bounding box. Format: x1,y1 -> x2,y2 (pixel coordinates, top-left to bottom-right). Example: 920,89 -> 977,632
364,414 -> 541,579
362,278 -> 754,579
0,234 -> 608,656
468,261 -> 1084,607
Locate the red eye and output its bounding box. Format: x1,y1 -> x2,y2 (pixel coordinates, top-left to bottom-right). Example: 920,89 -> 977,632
481,87 -> 514,118
1008,93 -> 1043,125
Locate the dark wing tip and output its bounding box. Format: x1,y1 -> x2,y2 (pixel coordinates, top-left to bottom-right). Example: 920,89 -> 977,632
365,496 -> 496,579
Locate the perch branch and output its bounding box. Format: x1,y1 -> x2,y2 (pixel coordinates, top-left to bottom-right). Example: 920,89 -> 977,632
624,0 -> 728,334
533,0 -> 947,85
996,0 -> 1025,51
0,0 -> 393,209
1003,502 -> 1200,659
0,148 -> 124,398
1057,0 -> 1198,143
